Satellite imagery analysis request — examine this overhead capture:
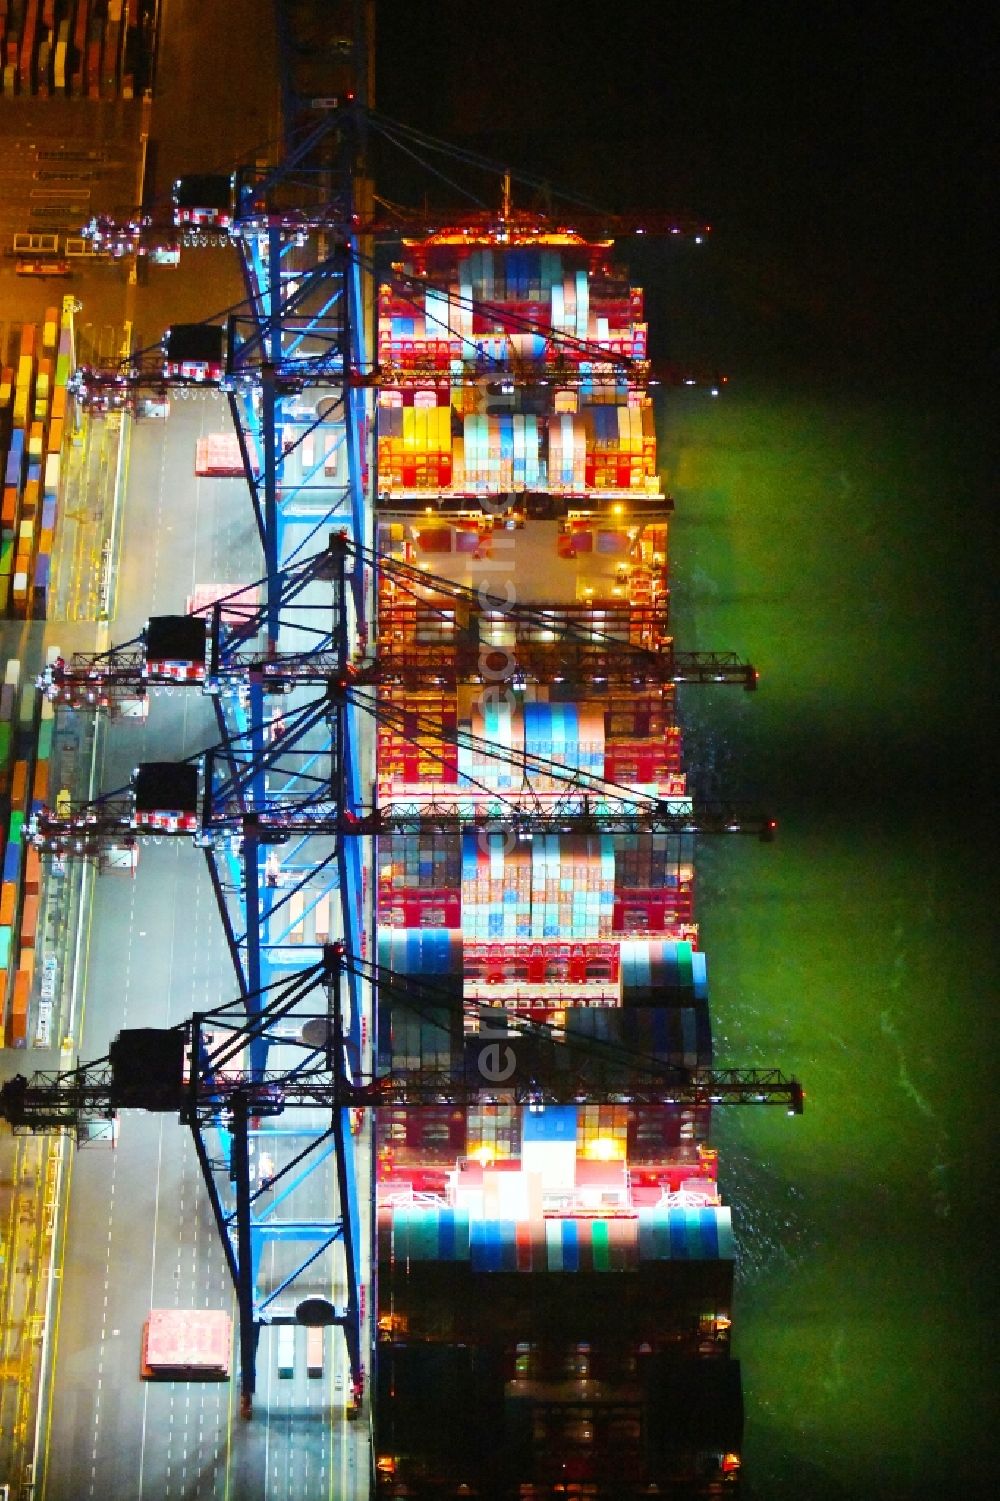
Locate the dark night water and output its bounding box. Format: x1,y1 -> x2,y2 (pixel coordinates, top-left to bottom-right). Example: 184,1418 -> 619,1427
666,382 -> 996,1501
377,6 -> 997,1494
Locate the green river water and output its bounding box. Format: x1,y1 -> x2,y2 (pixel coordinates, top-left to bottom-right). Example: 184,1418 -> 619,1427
666,384 -> 995,1500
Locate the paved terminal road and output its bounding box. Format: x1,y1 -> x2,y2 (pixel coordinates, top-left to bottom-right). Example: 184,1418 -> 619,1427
114,393 -> 264,630
41,403 -> 374,1497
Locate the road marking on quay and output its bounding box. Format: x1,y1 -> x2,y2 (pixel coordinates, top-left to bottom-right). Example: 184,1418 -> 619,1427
37,805 -> 102,1498
87,875 -> 139,1479
137,1113 -> 167,1499
88,1148 -> 119,1496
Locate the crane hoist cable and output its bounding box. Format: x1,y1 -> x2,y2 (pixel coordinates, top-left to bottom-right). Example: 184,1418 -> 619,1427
365,110 -> 611,216
369,547 -> 672,668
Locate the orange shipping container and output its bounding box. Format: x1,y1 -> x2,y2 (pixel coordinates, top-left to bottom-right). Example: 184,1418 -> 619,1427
2,488 -> 16,527
13,967 -> 30,1011
32,762 -> 49,803
0,884 -> 16,926
11,759 -> 28,805
20,894 -> 38,947
25,846 -> 41,895
20,325 -> 36,360
11,972 -> 30,1046
51,386 -> 66,421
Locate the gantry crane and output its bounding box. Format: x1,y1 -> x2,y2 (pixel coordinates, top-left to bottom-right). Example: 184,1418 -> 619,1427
39,534 -> 758,714
0,945 -> 803,1411
32,533 -> 771,855
80,121 -> 711,266
69,300 -> 724,417
43,84 -> 764,1426
71,91 -> 379,1417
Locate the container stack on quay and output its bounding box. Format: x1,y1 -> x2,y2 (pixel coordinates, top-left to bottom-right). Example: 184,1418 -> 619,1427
0,657 -> 47,1047
0,301 -> 74,618
0,0 -> 149,100
372,218 -> 745,1493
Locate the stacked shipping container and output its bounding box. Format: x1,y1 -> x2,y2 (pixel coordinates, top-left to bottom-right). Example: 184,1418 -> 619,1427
0,302 -> 73,616
0,657 -> 47,1045
0,0 -> 149,99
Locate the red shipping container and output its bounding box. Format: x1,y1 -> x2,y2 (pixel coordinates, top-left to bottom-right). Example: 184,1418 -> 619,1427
402,893 -> 461,929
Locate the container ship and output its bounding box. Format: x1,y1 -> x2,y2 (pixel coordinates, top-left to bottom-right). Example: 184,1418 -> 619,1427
373,210 -> 742,1497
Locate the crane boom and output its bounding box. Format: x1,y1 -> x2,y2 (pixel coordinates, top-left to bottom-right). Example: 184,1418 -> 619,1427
0,1062 -> 802,1134
40,530 -> 758,703
28,795 -> 775,857
44,644 -> 756,699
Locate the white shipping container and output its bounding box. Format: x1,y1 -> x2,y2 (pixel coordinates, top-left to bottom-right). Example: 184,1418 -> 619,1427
276,1324 -> 295,1377
306,1326 -> 324,1378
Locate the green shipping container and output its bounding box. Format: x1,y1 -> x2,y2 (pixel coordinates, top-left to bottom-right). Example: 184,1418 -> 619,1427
590,1217 -> 612,1271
